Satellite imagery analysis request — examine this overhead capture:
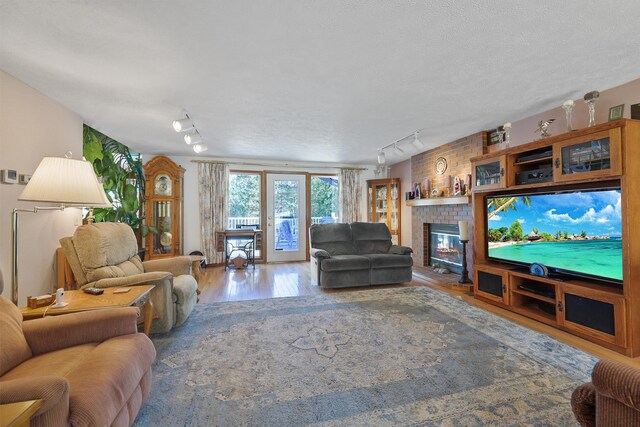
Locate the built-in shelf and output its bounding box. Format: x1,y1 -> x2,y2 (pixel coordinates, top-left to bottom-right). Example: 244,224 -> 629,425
406,196 -> 471,207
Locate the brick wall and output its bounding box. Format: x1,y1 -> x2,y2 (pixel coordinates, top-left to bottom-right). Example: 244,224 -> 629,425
411,132 -> 487,274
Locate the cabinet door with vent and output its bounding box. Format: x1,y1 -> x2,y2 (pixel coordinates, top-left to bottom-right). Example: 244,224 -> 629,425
474,265 -> 509,305
557,282 -> 626,348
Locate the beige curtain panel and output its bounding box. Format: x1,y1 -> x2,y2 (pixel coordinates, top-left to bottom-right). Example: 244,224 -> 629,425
339,168 -> 362,223
198,162 -> 229,264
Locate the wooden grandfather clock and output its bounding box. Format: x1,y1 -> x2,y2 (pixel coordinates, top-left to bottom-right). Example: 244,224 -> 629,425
144,156 -> 185,260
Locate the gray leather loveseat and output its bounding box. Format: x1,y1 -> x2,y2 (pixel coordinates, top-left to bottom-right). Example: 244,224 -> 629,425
309,222 -> 413,288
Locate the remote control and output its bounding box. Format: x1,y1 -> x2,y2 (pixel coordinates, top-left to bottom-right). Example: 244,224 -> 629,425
83,287 -> 104,295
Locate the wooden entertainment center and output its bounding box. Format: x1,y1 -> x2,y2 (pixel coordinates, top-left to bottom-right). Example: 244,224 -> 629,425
470,119 -> 640,356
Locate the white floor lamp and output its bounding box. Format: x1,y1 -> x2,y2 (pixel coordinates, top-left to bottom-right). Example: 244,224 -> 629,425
11,155 -> 111,305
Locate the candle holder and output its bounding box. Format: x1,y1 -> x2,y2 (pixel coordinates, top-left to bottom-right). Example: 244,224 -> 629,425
562,99 -> 575,132
458,239 -> 471,284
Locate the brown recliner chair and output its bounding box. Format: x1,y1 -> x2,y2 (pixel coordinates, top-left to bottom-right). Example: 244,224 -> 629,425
572,359 -> 640,426
0,269 -> 156,426
60,222 -> 198,334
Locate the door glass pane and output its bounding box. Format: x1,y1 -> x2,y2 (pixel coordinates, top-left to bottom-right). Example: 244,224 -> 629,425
561,138 -> 611,175
154,201 -> 172,254
310,176 -> 338,226
274,180 -> 299,251
475,161 -> 502,186
228,173 -> 262,258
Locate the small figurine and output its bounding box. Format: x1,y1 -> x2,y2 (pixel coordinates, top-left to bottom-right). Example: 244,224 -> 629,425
535,119 -> 555,138
453,176 -> 462,196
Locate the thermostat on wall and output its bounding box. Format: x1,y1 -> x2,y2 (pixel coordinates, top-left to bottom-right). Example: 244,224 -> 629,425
1,169 -> 18,184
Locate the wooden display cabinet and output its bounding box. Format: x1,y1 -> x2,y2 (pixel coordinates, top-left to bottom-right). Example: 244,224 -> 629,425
366,178 -> 401,245
144,156 -> 185,260
471,119 -> 640,356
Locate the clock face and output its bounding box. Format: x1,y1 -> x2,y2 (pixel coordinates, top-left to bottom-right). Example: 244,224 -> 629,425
154,174 -> 172,196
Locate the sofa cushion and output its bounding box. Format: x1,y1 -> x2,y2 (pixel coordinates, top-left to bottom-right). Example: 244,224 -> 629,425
71,223 -> 142,283
309,223 -> 356,255
363,254 -> 413,269
320,255 -> 370,272
351,222 -> 392,254
0,296 -> 32,376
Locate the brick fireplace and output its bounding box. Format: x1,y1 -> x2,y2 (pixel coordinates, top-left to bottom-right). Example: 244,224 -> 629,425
411,132 -> 487,276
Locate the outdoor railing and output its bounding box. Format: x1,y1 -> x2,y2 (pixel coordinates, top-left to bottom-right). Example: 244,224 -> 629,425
227,216 -> 329,230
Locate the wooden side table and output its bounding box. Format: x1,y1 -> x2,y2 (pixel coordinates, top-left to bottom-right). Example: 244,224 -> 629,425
0,399 -> 42,427
20,285 -> 155,335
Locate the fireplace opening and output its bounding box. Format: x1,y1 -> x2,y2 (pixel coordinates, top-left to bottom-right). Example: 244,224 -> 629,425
426,223 -> 462,274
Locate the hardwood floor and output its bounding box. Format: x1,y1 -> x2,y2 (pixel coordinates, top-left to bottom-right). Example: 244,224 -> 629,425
197,262 -> 640,368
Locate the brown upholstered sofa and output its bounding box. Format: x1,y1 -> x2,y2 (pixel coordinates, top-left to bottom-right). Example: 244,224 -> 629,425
572,359 -> 640,426
60,222 -> 198,334
0,269 -> 156,426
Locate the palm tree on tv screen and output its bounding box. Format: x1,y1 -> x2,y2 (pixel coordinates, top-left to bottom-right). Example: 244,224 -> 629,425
487,196 -> 532,220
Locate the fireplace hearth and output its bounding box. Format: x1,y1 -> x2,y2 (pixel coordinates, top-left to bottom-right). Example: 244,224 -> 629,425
426,223 -> 462,274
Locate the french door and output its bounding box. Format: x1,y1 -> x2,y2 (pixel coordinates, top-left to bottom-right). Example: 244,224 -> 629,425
266,174 -> 307,262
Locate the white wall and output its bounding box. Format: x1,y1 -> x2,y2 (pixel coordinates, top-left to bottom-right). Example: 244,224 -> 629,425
141,155 -> 375,255
0,70 -> 83,305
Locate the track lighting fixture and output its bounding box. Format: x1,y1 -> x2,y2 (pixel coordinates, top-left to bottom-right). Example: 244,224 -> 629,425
173,112 -> 208,154
412,132 -> 424,148
184,131 -> 202,145
376,129 -> 425,164
193,143 -> 208,153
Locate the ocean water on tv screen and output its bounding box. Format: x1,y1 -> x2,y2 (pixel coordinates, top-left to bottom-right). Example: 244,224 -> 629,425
489,239 -> 623,281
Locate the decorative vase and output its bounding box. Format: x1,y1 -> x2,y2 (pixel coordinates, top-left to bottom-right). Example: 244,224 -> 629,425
562,99 -> 575,132
584,91 -> 600,127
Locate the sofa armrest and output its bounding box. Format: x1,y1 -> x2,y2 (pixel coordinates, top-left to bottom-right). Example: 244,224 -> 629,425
571,382 -> 596,427
592,360 -> 640,412
143,256 -> 192,277
0,376 -> 70,420
22,307 -> 139,356
389,245 -> 413,255
310,248 -> 331,259
90,271 -> 171,289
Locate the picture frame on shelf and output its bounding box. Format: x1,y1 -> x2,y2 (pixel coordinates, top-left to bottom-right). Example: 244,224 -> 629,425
631,103 -> 640,120
608,104 -> 624,121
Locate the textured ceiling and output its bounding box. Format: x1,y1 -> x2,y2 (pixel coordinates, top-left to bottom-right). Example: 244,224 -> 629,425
1,1 -> 639,165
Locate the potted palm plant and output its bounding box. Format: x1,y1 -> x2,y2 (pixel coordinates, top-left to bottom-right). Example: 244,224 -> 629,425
83,125 -> 157,257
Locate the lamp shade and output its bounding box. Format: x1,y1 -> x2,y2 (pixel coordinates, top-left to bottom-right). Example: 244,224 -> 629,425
19,157 -> 112,207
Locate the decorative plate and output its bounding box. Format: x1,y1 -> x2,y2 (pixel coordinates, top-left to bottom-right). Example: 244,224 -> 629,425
435,157 -> 447,175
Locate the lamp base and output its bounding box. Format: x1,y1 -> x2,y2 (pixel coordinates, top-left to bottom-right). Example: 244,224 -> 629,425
458,239 -> 472,285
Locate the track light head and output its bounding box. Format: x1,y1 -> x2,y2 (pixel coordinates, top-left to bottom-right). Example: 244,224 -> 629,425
184,132 -> 202,145
193,143 -> 208,153
173,117 -> 194,132
377,150 -> 386,164
412,132 -> 424,149
393,144 -> 404,155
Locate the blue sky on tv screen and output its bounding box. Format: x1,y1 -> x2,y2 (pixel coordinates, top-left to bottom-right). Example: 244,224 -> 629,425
488,190 -> 622,237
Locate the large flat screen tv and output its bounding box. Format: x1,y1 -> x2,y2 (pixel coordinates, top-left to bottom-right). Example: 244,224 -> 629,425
486,188 -> 622,284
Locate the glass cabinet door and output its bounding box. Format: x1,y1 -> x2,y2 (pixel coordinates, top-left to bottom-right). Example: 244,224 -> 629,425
374,184 -> 388,224
553,129 -> 622,183
473,155 -> 506,191
153,201 -> 173,255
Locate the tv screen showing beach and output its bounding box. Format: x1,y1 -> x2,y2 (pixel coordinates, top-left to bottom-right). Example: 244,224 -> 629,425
486,189 -> 622,282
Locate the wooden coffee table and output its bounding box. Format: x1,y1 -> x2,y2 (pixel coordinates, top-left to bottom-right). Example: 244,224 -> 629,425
20,285 -> 155,335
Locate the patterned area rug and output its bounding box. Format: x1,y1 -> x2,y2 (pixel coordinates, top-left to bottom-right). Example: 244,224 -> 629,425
134,287 -> 596,426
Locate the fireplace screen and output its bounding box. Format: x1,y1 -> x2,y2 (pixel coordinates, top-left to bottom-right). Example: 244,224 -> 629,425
428,223 -> 462,273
